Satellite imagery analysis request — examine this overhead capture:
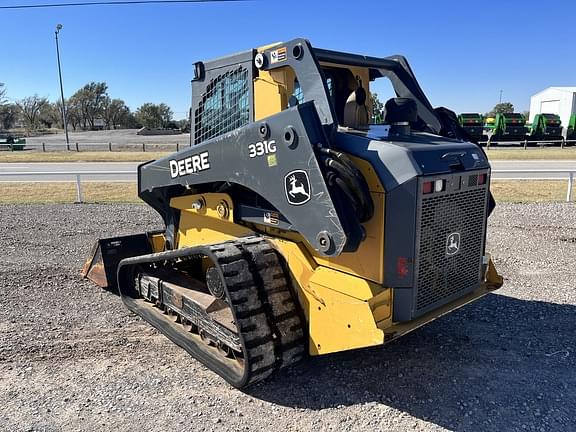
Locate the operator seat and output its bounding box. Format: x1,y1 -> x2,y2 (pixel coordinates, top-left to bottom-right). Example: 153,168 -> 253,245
343,87 -> 369,130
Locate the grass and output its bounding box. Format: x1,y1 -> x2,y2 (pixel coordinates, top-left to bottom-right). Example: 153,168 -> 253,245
0,180 -> 573,204
0,151 -> 169,163
490,180 -> 574,202
485,147 -> 576,160
0,182 -> 140,204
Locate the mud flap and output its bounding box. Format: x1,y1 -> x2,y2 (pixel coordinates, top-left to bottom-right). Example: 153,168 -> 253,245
81,234 -> 152,290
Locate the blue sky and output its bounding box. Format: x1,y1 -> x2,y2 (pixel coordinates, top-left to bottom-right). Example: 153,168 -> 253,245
1,0 -> 575,119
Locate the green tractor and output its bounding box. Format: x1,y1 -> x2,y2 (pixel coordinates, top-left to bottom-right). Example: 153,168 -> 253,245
529,114 -> 563,144
458,113 -> 484,143
487,113 -> 528,144
563,114 -> 576,145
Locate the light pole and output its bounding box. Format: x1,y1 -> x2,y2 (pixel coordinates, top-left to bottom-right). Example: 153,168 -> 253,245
55,24 -> 70,150
499,89 -> 503,104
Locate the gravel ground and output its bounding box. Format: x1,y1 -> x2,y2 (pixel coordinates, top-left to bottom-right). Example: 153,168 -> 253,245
0,203 -> 574,432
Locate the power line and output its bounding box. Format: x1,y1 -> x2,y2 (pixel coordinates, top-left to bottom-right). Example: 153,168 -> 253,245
0,0 -> 248,10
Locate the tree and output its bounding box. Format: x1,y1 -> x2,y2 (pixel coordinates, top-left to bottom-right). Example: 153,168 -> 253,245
487,102 -> 514,117
0,104 -> 18,130
123,112 -> 141,129
370,92 -> 385,123
175,118 -> 191,132
66,98 -> 82,131
16,95 -> 49,132
102,97 -> 130,129
69,82 -> 108,130
0,83 -> 6,106
0,83 -> 13,130
135,103 -> 174,128
39,102 -> 62,129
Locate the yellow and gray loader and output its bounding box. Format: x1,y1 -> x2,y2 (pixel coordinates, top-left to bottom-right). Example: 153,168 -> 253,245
82,39 -> 503,388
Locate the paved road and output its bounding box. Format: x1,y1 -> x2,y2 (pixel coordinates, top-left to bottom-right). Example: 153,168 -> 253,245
490,160 -> 576,179
0,160 -> 574,182
0,162 -> 138,182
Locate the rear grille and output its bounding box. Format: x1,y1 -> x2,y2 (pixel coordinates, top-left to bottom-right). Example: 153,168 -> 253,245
414,173 -> 488,315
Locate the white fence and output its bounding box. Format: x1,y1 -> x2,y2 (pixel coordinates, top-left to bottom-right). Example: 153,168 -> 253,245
0,169 -> 574,203
480,139 -> 576,149
0,141 -> 189,152
491,169 -> 574,202
0,171 -> 134,202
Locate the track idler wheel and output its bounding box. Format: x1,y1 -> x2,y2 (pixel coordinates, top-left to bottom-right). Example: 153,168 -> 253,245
206,266 -> 225,300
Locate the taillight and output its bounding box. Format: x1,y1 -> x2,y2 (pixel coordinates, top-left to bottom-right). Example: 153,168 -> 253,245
423,179 -> 445,194
396,256 -> 409,278
434,179 -> 445,192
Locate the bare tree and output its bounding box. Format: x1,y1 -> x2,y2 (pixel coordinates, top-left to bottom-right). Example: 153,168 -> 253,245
0,83 -> 6,105
0,104 -> 18,130
39,102 -> 62,129
16,95 -> 49,132
0,83 -> 17,130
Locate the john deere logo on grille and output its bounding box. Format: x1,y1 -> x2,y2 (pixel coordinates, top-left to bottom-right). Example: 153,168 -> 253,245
284,170 -> 311,206
446,232 -> 461,256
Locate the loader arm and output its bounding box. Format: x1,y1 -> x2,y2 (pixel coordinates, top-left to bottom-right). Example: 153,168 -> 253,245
138,101 -> 365,256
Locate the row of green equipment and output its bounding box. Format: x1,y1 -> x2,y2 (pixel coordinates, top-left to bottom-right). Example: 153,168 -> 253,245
457,112 -> 574,145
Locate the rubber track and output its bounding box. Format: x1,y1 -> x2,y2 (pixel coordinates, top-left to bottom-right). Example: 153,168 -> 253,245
236,237 -> 306,369
116,237 -> 304,388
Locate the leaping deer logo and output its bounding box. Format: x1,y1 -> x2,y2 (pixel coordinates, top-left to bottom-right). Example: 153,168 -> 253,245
446,232 -> 461,256
284,170 -> 311,206
288,175 -> 310,199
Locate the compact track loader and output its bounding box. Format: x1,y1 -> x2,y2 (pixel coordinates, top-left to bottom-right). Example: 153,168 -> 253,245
83,39 -> 503,388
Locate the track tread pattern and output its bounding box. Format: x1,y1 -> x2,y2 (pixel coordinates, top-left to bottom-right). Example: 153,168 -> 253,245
117,237 -> 305,388
237,237 -> 306,369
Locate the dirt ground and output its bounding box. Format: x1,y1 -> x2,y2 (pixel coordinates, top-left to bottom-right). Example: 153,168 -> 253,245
0,203 -> 574,432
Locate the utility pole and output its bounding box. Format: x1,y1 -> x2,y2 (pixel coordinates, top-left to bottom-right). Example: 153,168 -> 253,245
55,24 -> 70,150
499,89 -> 503,104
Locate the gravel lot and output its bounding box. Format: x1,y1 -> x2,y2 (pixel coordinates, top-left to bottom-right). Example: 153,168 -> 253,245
0,203 -> 574,432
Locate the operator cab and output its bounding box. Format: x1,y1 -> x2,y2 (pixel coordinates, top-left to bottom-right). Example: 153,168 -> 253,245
290,49 -> 444,140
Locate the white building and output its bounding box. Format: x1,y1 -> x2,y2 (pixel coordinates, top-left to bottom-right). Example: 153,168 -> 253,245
529,87 -> 576,127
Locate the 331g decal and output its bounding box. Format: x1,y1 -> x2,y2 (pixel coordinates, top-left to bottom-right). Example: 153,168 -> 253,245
248,140 -> 276,158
